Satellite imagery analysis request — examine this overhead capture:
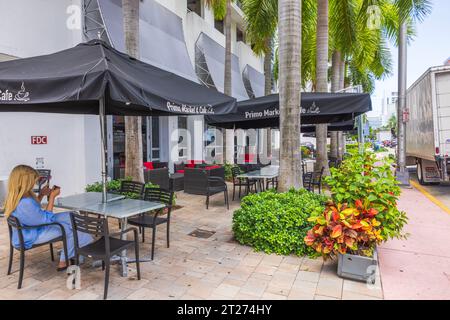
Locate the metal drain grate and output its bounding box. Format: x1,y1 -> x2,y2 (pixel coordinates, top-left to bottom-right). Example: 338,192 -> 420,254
188,228 -> 216,239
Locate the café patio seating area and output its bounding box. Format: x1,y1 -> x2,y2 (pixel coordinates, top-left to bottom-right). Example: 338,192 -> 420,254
0,182 -> 383,300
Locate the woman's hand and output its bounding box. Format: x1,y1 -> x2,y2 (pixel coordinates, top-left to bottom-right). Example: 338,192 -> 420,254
50,186 -> 61,198
46,186 -> 61,212
37,185 -> 51,202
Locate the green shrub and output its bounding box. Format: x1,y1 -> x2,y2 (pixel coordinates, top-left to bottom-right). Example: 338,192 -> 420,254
85,177 -> 159,200
223,163 -> 234,182
301,146 -> 312,159
232,189 -> 327,256
325,148 -> 408,240
346,143 -> 359,154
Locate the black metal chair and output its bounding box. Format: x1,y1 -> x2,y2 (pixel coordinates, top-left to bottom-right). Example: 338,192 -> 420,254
329,157 -> 342,169
231,167 -> 256,200
266,177 -> 278,190
6,216 -> 69,289
127,188 -> 174,260
303,172 -> 313,191
305,167 -> 325,194
70,212 -> 140,300
206,176 -> 229,210
116,180 -> 145,229
119,180 -> 145,196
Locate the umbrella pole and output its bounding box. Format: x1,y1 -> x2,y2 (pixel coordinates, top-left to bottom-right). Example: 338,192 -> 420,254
99,98 -> 108,203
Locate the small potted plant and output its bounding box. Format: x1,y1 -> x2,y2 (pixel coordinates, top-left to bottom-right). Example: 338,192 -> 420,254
305,199 -> 384,283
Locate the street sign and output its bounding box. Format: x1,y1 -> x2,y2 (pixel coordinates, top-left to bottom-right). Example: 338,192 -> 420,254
31,136 -> 47,144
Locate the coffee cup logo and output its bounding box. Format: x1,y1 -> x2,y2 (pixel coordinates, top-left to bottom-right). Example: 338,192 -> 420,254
14,82 -> 30,102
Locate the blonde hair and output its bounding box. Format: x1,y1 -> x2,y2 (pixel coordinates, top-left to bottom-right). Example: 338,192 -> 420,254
3,165 -> 39,217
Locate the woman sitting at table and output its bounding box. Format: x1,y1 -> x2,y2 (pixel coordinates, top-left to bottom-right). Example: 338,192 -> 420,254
3,165 -> 93,271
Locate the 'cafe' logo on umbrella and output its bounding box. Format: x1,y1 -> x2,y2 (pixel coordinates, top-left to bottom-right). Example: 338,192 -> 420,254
0,82 -> 30,102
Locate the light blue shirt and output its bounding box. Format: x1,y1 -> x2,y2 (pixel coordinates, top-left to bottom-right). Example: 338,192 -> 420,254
11,197 -> 56,249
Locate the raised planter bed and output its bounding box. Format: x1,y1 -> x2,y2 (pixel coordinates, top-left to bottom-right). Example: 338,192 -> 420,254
337,249 -> 378,284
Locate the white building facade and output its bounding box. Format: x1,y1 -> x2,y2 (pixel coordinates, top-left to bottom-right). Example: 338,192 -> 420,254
0,0 -> 266,195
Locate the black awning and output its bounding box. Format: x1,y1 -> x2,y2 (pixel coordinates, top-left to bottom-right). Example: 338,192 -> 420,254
98,0 -> 199,83
205,92 -> 371,129
0,40 -> 236,116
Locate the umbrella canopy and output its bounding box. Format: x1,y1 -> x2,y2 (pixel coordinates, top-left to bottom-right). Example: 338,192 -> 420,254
205,92 -> 371,129
0,40 -> 236,116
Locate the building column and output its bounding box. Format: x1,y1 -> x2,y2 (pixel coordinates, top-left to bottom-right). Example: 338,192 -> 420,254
187,115 -> 204,161
159,116 -> 179,173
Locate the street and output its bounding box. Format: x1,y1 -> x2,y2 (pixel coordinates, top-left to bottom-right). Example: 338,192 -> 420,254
409,169 -> 450,214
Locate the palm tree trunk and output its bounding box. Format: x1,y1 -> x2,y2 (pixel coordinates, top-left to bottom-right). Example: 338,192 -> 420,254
330,50 -> 341,159
264,37 -> 273,159
223,0 -> 232,164
337,57 -> 346,160
278,0 -> 302,191
123,0 -> 144,182
314,0 -> 330,176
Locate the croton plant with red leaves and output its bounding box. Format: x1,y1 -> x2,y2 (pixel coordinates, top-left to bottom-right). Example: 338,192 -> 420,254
304,199 -> 384,258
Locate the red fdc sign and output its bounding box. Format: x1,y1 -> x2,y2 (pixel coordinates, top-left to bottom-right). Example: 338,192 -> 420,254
31,136 -> 47,145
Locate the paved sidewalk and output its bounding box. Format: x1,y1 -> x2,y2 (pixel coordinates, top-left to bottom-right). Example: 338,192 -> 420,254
0,187 -> 382,300
378,185 -> 450,300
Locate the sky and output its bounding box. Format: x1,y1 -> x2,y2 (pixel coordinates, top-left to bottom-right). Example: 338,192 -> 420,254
369,0 -> 450,117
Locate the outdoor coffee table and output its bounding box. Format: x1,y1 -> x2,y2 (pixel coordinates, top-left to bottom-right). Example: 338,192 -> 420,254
56,192 -> 165,277
237,166 -> 279,192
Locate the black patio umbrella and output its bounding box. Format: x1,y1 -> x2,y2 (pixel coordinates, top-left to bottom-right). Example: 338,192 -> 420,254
0,40 -> 237,201
205,92 -> 371,129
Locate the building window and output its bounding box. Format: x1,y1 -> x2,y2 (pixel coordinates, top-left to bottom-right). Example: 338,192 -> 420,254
236,27 -> 245,42
214,19 -> 224,34
150,117 -> 160,161
187,0 -> 203,17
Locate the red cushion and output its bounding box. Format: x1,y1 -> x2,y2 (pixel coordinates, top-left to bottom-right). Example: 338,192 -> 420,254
143,162 -> 154,170
176,170 -> 185,173
244,154 -> 255,163
185,163 -> 196,168
188,160 -> 205,165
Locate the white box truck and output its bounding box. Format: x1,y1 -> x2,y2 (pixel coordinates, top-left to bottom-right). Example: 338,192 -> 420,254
406,66 -> 450,185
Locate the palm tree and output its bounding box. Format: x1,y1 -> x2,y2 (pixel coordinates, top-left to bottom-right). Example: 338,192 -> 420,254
278,0 -> 303,191
241,0 -> 278,158
314,0 -> 330,176
241,0 -> 278,94
328,0 -> 398,160
205,0 -> 234,164
123,0 -> 144,182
